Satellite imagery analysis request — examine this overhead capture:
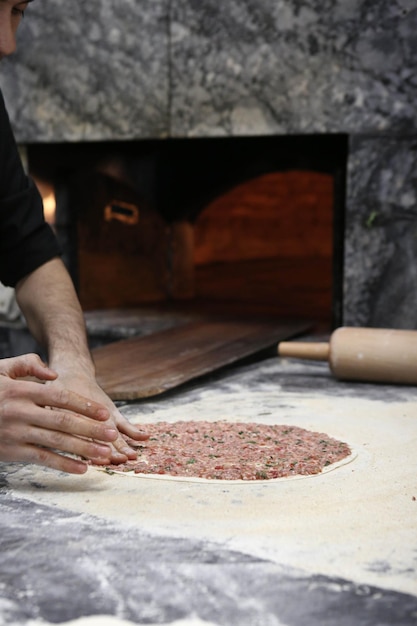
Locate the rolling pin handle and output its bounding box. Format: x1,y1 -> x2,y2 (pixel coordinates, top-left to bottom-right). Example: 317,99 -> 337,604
277,341 -> 330,362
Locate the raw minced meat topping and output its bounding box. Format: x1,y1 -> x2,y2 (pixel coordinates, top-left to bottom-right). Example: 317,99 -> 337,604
100,421 -> 351,480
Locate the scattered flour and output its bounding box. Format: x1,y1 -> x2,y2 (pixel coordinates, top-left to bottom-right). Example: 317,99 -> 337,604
11,616 -> 225,626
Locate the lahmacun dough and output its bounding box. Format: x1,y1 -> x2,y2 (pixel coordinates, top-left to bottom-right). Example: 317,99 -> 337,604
95,421 -> 353,482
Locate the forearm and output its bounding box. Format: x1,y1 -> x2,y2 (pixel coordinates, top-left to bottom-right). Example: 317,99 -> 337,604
15,258 -> 94,375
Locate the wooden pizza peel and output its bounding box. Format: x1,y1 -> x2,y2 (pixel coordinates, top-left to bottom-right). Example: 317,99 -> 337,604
92,317 -> 310,400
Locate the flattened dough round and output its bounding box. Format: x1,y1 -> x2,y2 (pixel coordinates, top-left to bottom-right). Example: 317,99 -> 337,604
95,421 -> 354,483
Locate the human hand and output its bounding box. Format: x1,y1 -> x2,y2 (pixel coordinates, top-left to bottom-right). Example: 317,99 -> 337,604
0,353 -> 118,474
14,258 -> 148,465
47,364 -> 148,465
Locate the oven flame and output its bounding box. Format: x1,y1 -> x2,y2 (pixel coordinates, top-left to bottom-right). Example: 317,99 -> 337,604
33,177 -> 56,226
43,190 -> 56,225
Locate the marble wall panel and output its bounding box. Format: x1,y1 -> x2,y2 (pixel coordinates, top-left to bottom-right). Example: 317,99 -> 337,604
1,0 -> 415,141
0,0 -> 169,142
344,135 -> 417,328
170,0 -> 417,137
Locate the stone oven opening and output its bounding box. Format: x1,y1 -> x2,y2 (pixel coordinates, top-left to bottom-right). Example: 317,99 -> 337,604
27,133 -> 348,331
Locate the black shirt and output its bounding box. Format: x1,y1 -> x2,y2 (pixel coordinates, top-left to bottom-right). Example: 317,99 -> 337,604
0,88 -> 61,287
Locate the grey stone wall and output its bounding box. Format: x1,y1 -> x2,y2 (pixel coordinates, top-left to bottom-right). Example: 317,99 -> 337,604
169,1 -> 416,138
1,0 -> 416,327
345,136 -> 417,327
1,0 -> 169,141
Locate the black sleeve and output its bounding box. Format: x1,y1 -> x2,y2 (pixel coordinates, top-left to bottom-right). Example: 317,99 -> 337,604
0,89 -> 61,287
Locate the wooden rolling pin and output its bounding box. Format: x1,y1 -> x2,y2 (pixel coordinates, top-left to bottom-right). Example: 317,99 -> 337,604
278,327 -> 417,385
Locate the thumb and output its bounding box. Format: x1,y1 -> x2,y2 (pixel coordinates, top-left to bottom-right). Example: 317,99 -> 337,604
0,354 -> 58,382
